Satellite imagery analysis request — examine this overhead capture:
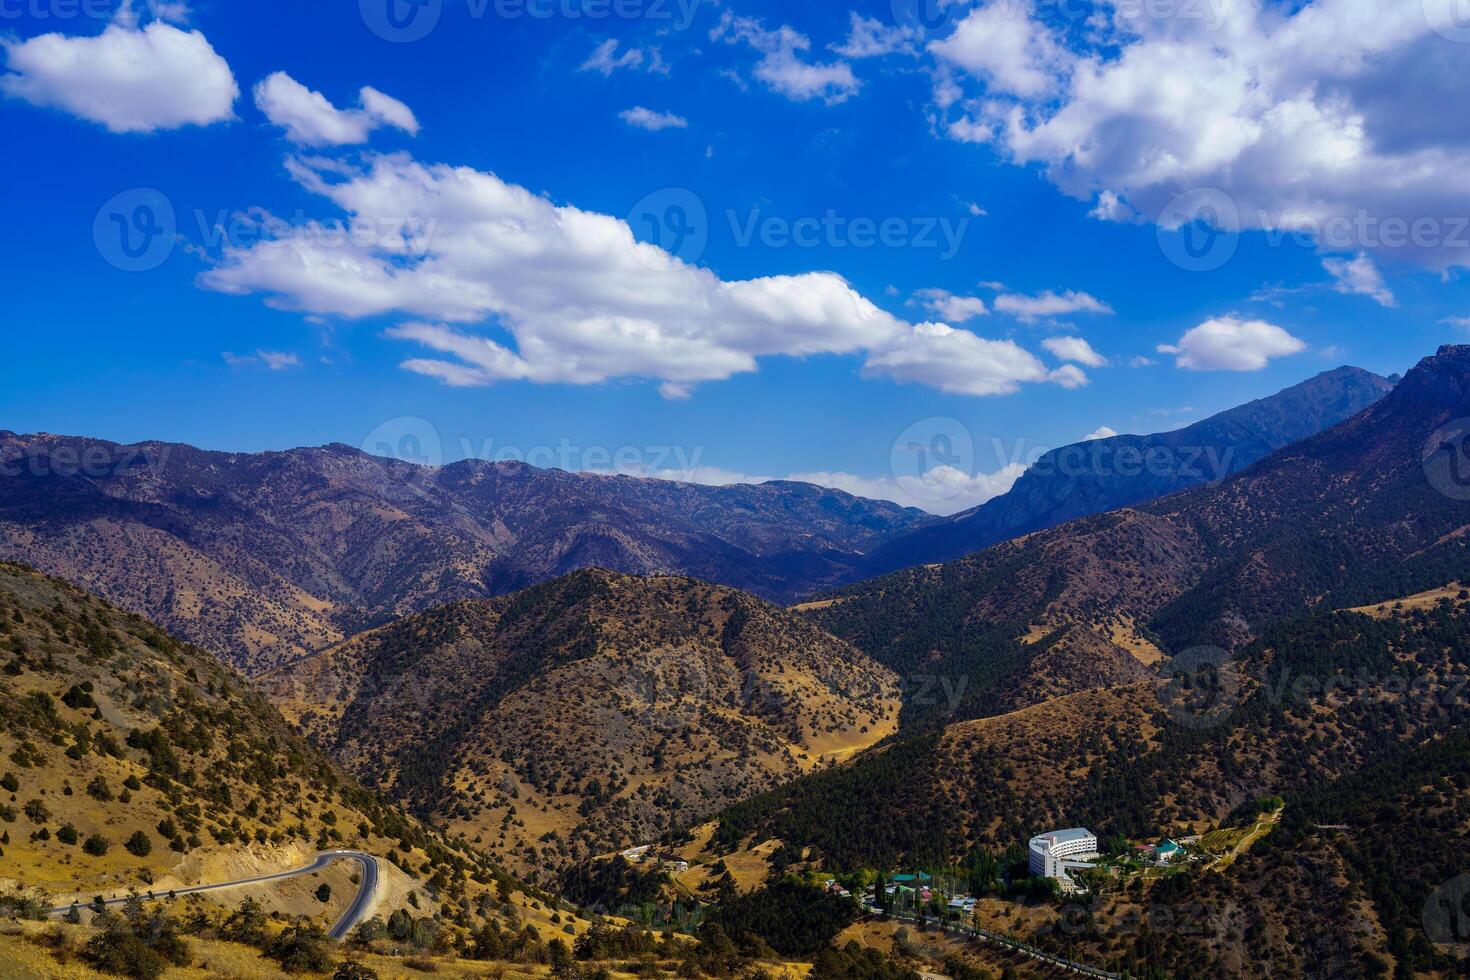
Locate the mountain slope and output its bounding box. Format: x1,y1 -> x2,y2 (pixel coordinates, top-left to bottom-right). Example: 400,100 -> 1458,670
0,561 -> 539,928
860,365 -> 1394,576
261,569 -> 901,883
0,436 -> 934,672
807,347 -> 1470,728
707,591 -> 1470,979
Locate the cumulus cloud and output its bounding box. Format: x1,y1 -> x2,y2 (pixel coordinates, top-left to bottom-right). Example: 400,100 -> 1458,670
914,288 -> 988,322
1322,253 -> 1397,307
1042,335 -> 1107,367
712,12 -> 860,105
1,16 -> 237,132
619,106 -> 688,131
994,289 -> 1114,323
863,321 -> 1078,396
929,2 -> 1068,98
254,72 -> 418,146
930,1 -> 1470,269
1083,426 -> 1119,441
1158,317 -> 1306,372
197,153 -> 1076,401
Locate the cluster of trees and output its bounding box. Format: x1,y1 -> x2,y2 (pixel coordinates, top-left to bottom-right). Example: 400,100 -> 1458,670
79,899 -> 191,980
707,879 -> 859,958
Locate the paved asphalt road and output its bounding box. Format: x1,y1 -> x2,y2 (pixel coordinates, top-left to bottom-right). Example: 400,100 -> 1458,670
49,850 -> 379,941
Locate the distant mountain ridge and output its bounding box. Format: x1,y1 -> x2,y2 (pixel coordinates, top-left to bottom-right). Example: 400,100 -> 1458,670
859,365 -> 1395,575
807,348 -> 1468,729
0,434 -> 934,671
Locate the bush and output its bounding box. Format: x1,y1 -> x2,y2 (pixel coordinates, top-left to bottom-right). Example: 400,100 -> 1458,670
333,963 -> 381,980
315,883 -> 332,903
267,922 -> 336,973
83,834 -> 110,856
56,823 -> 78,845
23,799 -> 49,823
83,930 -> 165,980
0,772 -> 17,793
125,831 -> 152,857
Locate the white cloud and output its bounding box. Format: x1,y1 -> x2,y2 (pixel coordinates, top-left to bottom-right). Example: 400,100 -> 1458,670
930,1 -> 1470,269
1042,335 -> 1107,367
581,39 -> 643,75
1083,426 -> 1119,441
619,106 -> 688,131
1442,316 -> 1470,332
863,321 -> 1078,397
914,288 -> 988,322
222,349 -> 300,371
1089,190 -> 1135,223
1,17 -> 237,132
712,12 -> 860,105
1158,317 -> 1306,372
994,289 -> 1114,323
1322,253 -> 1397,307
1128,355 -> 1156,368
254,72 -> 418,146
832,12 -> 914,59
1048,363 -> 1090,389
198,153 -> 1073,401
929,2 -> 1068,98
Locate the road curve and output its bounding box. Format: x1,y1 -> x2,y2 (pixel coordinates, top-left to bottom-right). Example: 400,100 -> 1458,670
49,850 -> 379,941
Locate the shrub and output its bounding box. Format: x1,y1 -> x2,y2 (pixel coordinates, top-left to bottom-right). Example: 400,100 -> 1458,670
56,823 -> 78,845
86,776 -> 113,801
333,963 -> 381,980
125,831 -> 152,857
315,883 -> 332,903
23,799 -> 49,823
0,772 -> 17,793
83,930 -> 165,980
267,922 -> 336,973
83,834 -> 110,856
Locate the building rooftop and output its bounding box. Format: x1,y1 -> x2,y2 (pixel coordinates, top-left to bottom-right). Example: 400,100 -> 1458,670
1030,827 -> 1095,847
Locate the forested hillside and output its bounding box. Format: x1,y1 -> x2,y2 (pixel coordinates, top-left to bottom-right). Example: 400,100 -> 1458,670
807,345 -> 1470,731
264,569 -> 900,882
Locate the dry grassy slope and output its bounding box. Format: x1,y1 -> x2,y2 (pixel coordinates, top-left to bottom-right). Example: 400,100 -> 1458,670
712,584 -> 1470,888
0,434 -> 934,673
0,561 -> 588,944
263,569 -> 901,883
806,345 -> 1470,727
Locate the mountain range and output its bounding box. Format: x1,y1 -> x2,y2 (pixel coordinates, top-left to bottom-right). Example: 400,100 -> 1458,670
0,436 -> 931,672
859,365 -> 1396,576
803,352 -> 1459,729
0,365 -> 1394,677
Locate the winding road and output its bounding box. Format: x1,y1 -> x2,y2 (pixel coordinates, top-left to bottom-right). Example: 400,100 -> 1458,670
49,850 -> 379,941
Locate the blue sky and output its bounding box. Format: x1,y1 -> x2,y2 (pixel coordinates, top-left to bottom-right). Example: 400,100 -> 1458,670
4,0 -> 1470,512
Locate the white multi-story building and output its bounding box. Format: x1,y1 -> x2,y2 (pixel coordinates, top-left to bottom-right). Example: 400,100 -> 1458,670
1028,828 -> 1100,884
